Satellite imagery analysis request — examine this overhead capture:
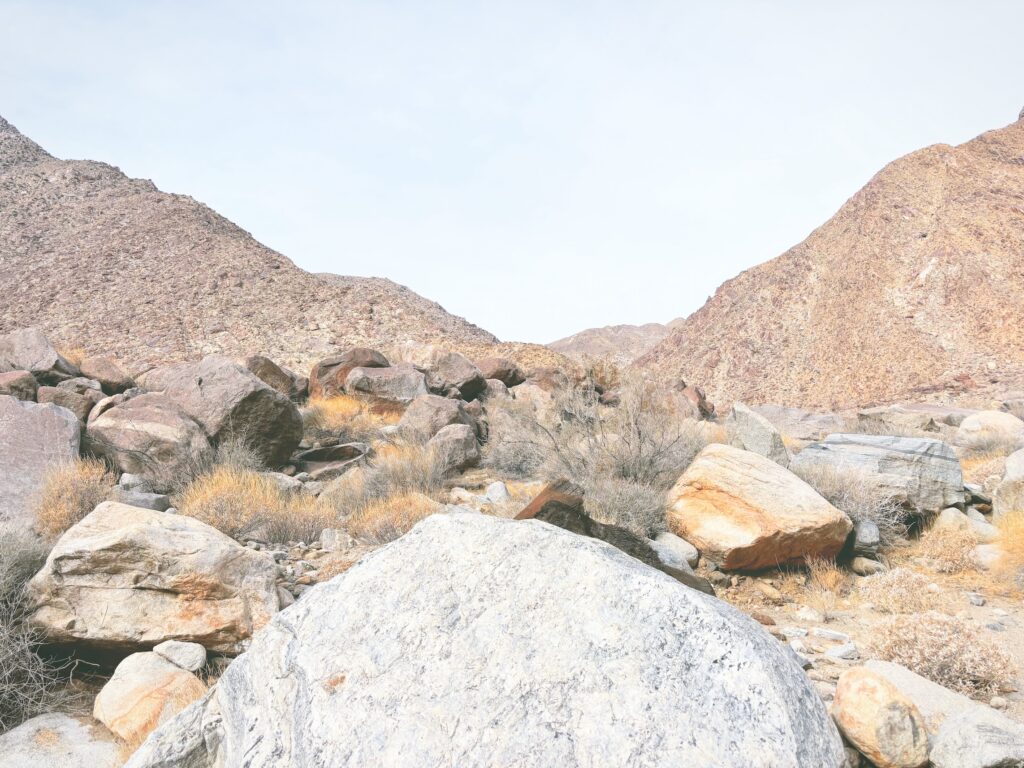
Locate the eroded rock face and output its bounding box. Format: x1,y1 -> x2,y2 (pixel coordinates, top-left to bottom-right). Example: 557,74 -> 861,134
0,369 -> 37,400
0,327 -> 78,384
343,363 -> 427,403
727,401 -> 790,466
29,502 -> 279,653
398,393 -> 476,440
476,356 -> 525,387
0,396 -> 80,523
0,713 -> 120,768
309,348 -> 389,399
240,355 -> 304,401
667,444 -> 851,570
790,433 -> 963,514
79,355 -> 134,394
138,355 -> 302,466
125,514 -> 844,768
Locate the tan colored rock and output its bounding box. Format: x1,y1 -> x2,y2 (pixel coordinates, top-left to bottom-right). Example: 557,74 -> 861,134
954,410 -> 1024,452
666,443 -> 851,570
832,667 -> 929,768
309,348 -> 389,399
29,502 -> 280,653
0,369 -> 37,400
93,651 -> 207,746
0,328 -> 78,384
0,713 -> 120,768
475,356 -> 525,387
79,355 -> 134,394
344,363 -> 427,403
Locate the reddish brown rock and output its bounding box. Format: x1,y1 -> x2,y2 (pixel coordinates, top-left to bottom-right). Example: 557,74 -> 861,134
310,349 -> 389,399
476,356 -> 526,388
0,369 -> 37,401
79,355 -> 134,394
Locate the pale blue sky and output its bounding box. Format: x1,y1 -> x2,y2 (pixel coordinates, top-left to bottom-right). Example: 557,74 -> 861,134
2,1 -> 1022,342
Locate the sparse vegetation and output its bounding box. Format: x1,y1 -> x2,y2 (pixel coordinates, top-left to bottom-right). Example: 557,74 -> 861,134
792,464 -> 907,548
995,509 -> 1024,585
914,524 -> 978,574
32,458 -> 115,540
856,568 -> 940,614
582,476 -> 667,538
302,394 -> 398,443
872,612 -> 1013,695
0,527 -> 74,733
346,492 -> 442,544
803,557 -> 847,621
55,344 -> 86,369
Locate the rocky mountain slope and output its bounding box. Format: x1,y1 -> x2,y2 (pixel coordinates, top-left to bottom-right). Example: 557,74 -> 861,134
0,116 -> 565,374
636,113 -> 1024,409
548,318 -> 685,365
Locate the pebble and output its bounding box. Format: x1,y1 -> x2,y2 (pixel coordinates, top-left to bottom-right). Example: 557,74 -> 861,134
810,628 -> 850,642
825,642 -> 859,660
967,593 -> 986,606
779,626 -> 808,638
990,696 -> 1008,709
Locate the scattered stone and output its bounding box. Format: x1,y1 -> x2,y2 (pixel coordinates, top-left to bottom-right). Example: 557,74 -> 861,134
968,592 -> 986,606
811,627 -> 850,642
726,401 -> 790,466
79,355 -> 134,394
29,501 -> 280,653
0,327 -> 78,384
667,444 -> 852,570
0,712 -> 120,768
309,348 -> 389,399
832,666 -> 929,768
118,472 -> 152,492
292,443 -> 367,481
153,640 -> 207,672
850,556 -> 887,576
259,471 -> 304,493
972,543 -> 1003,571
0,396 -> 80,523
0,369 -> 37,400
651,531 -> 700,568
934,506 -> 999,543
825,642 -> 859,660
756,581 -> 785,604
344,363 -> 427,403
475,356 -> 526,387
124,513 -> 846,768
94,651 -> 207,745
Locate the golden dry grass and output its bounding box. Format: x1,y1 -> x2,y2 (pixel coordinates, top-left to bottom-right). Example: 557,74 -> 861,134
176,466 -> 333,542
55,345 -> 87,369
803,557 -> 848,620
995,509 -> 1024,580
913,525 -> 979,574
302,394 -> 401,442
33,458 -> 115,540
960,451 -> 1007,486
856,568 -> 941,614
345,492 -> 442,544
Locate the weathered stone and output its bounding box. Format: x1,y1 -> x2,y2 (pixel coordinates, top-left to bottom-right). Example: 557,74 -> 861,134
415,348 -> 485,400
832,666 -> 929,768
652,531 -> 700,568
292,443 -> 367,481
475,356 -> 525,387
727,401 -> 790,466
955,410 -> 1024,452
0,396 -> 80,523
852,519 -> 881,557
240,354 -> 304,401
479,378 -> 511,401
0,369 -> 37,400
94,651 -> 207,745
109,488 -> 171,511
344,363 -> 427,403
667,444 -> 852,570
36,385 -> 100,423
86,393 -> 210,492
993,447 -> 1024,522
153,640 -> 207,672
79,355 -> 134,394
428,424 -> 480,473
484,481 -> 511,503
124,513 -> 845,768
790,433 -> 963,514
398,393 -> 476,440
310,348 -> 389,399
138,355 -> 302,466
929,705 -> 1024,768
0,327 -> 78,384
933,507 -> 999,543
751,405 -> 846,444
851,556 -> 887,576
857,403 -> 977,433
29,502 -> 280,653
516,478 -> 585,520
680,383 -> 715,419
0,713 -> 119,768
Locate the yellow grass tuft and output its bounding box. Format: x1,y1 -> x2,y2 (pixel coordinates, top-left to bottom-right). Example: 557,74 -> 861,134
913,525 -> 979,574
803,557 -> 847,620
960,451 -> 1006,486
55,345 -> 87,369
346,492 -> 442,544
302,394 -> 400,442
33,458 -> 115,540
996,508 -> 1024,580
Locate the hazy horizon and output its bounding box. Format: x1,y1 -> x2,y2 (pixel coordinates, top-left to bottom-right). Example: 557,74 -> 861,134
3,1 -> 1023,343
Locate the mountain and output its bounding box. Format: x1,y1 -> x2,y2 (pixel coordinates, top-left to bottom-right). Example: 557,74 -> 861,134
636,113 -> 1024,409
0,116 -> 561,374
549,319 -> 686,365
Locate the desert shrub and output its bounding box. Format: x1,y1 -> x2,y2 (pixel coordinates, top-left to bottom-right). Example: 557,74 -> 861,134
856,568 -> 939,613
959,452 -> 1006,486
803,557 -> 848,621
793,464 -> 908,548
914,525 -> 978,574
143,433 -> 265,496
33,458 -> 115,540
583,476 -> 667,538
346,492 -> 442,544
581,356 -> 621,393
176,467 -> 332,542
302,394 -> 395,443
872,612 -> 1013,695
0,527 -> 73,733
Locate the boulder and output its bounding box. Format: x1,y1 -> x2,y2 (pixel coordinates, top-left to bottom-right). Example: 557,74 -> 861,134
0,713 -> 119,768
857,403 -> 976,433
679,383 -> 715,419
240,355 -> 305,401
94,651 -> 207,745
398,393 -> 476,440
476,356 -> 525,387
650,531 -> 700,569
954,410 -> 1024,452
479,378 -> 511,401
929,705 -> 1024,768
751,405 -> 846,445
727,401 -> 790,467
0,396 -> 80,523
667,444 -> 851,570
292,443 -> 367,481
0,369 -> 38,400
124,513 -> 845,768
85,393 -> 210,492
153,640 -> 207,672
138,355 -> 302,466
852,519 -> 881,558
790,434 -> 963,514
29,502 -> 280,653
37,382 -> 103,423
993,447 -> 1024,521
933,507 -> 998,543
415,348 -> 485,400
344,363 -> 427,403
428,424 -> 480,473
79,355 -> 134,394
832,666 -> 929,768
0,328 -> 78,384
516,478 -> 585,520
310,348 -> 389,399
524,367 -> 570,392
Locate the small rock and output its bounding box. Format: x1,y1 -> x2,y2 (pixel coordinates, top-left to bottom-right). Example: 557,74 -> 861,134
153,640 -> 207,672
851,556 -> 887,576
484,481 -> 511,503
109,488 -> 171,511
967,593 -> 986,607
756,580 -> 785,604
990,696 -> 1008,710
826,643 -> 859,660
811,627 -> 850,642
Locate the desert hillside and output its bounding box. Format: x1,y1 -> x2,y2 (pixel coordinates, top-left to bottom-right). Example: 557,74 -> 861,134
636,113 -> 1024,409
0,116 -> 568,374
549,318 -> 685,365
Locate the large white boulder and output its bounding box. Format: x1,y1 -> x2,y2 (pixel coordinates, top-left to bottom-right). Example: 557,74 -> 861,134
126,513 -> 845,768
954,410 -> 1024,452
0,713 -> 119,768
29,502 -> 280,653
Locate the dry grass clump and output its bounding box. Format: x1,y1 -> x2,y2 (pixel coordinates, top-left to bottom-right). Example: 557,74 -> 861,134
32,458 -> 115,540
913,525 -> 979,574
0,527 -> 75,732
176,467 -> 332,542
793,464 -> 908,547
346,492 -> 442,544
302,394 -> 398,443
872,612 -> 1013,695
856,567 -> 940,613
960,452 -> 1006,486
995,509 -> 1024,584
55,345 -> 87,368
803,557 -> 848,620
583,476 -> 668,538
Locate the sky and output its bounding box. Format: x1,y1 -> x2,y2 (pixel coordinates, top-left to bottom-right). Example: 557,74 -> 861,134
2,1 -> 1023,343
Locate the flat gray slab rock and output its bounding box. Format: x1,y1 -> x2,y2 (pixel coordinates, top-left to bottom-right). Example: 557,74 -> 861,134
0,395 -> 80,523
127,513 -> 845,768
0,712 -> 120,768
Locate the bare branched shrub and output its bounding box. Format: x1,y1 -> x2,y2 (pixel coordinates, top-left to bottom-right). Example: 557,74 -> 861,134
0,527 -> 73,732
33,458 -> 115,540
346,492 -> 442,544
914,525 -> 978,574
793,464 -> 908,548
583,476 -> 667,538
856,568 -> 939,613
581,356 -> 621,393
872,612 -> 1014,695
